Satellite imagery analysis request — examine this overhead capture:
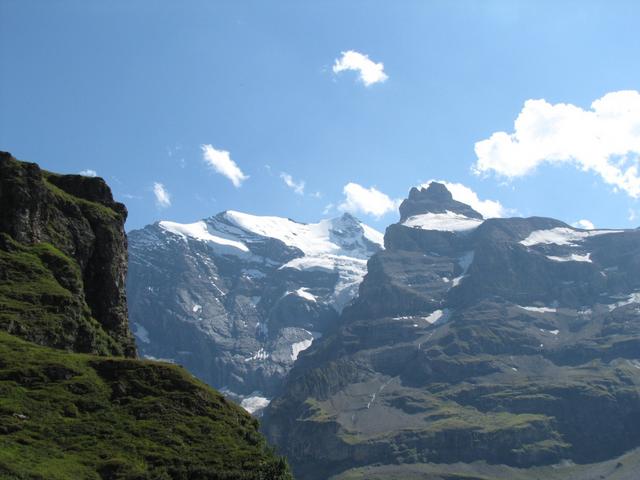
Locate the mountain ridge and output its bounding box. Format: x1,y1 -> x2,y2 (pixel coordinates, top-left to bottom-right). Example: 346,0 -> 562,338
127,207 -> 383,412
263,181 -> 640,479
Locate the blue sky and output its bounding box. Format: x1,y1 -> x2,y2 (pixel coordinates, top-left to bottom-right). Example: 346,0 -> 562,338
2,0 -> 640,231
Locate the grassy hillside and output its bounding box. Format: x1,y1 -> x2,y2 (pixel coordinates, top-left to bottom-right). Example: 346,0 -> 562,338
0,331 -> 292,479
0,154 -> 292,479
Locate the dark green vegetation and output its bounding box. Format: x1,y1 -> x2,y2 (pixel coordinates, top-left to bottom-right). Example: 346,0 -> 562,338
263,184 -> 640,479
0,233 -> 121,355
0,153 -> 292,480
0,331 -> 291,480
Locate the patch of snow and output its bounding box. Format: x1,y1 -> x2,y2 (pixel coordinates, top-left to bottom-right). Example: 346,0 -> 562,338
451,251 -> 474,287
281,255 -> 336,272
361,223 -> 385,247
133,323 -> 150,344
142,354 -> 175,363
245,348 -> 270,362
242,268 -> 266,278
240,393 -> 271,414
294,287 -> 317,302
451,275 -> 466,287
282,255 -> 369,311
192,304 -> 202,313
608,292 -> 640,311
546,253 -> 592,263
159,220 -> 249,252
520,227 -> 621,247
291,339 -> 313,361
422,309 -> 450,325
209,283 -> 225,297
402,211 -> 483,232
540,328 -> 560,335
519,305 -> 557,313
224,210 -> 382,258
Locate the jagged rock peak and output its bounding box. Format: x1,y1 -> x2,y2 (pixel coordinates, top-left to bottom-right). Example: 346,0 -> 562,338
399,182 -> 483,222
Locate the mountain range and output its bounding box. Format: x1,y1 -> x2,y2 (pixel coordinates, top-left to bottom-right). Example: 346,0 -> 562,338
261,182 -> 640,479
127,211 -> 383,413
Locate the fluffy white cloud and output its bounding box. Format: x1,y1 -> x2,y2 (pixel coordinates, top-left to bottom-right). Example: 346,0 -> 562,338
333,50 -> 388,86
421,180 -> 507,218
280,172 -> 305,195
79,169 -> 97,177
339,182 -> 400,218
572,219 -> 595,230
474,90 -> 640,197
153,182 -> 171,208
201,144 -> 249,187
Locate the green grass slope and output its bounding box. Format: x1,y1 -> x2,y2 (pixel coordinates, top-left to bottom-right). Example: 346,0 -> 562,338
0,331 -> 292,480
0,233 -> 120,355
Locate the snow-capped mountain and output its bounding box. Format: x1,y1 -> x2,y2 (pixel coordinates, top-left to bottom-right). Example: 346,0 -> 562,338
127,210 -> 383,413
264,183 -> 640,479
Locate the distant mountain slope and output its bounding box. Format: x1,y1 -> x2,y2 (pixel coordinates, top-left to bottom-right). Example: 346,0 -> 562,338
127,210 -> 383,412
0,153 -> 292,480
263,182 -> 640,479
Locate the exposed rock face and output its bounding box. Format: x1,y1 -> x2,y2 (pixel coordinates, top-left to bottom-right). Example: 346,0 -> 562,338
0,152 -> 135,357
127,210 -> 383,409
264,183 -> 640,479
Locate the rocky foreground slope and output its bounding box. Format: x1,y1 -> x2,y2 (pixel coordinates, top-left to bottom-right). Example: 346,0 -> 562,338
127,210 -> 382,411
0,152 -> 291,479
263,182 -> 640,479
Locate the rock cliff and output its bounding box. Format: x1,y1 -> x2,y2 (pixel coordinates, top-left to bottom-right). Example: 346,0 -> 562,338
0,152 -> 135,357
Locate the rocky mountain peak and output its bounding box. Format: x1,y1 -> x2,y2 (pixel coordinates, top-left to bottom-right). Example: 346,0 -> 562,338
399,182 -> 483,222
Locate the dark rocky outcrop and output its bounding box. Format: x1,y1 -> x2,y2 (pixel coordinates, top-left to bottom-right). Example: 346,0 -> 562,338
0,152 -> 134,356
398,182 -> 483,222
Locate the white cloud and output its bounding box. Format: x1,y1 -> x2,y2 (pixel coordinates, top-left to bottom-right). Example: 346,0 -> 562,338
201,144 -> 249,187
473,90 -> 640,197
338,182 -> 400,218
572,219 -> 595,230
323,203 -> 334,215
153,182 -> 171,208
629,209 -> 637,222
79,169 -> 97,177
421,180 -> 507,218
280,172 -> 305,195
333,50 -> 388,86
